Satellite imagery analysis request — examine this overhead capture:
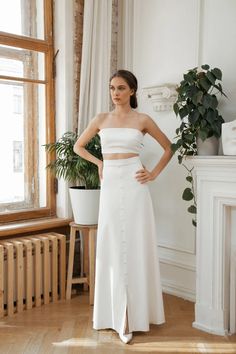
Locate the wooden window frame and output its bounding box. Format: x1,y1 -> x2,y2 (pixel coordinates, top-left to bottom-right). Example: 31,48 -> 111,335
0,0 -> 56,223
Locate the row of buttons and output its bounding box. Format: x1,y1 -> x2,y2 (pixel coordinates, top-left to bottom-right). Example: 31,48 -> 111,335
119,171 -> 128,285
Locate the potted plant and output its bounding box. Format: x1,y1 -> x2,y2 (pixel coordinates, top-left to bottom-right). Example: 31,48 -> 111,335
171,64 -> 227,226
45,131 -> 102,225
171,64 -> 227,160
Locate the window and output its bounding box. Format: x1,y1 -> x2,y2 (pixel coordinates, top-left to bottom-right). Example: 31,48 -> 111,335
0,0 -> 56,222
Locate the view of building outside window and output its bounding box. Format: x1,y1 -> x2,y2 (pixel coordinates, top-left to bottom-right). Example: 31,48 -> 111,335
0,60 -> 24,205
0,0 -> 44,39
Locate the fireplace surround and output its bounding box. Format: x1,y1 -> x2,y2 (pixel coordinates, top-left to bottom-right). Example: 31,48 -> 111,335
191,156 -> 236,335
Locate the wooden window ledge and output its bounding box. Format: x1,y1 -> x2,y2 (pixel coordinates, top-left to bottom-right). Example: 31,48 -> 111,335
0,217 -> 72,238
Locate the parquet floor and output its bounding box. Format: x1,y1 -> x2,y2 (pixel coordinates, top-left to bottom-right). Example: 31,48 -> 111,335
0,293 -> 235,354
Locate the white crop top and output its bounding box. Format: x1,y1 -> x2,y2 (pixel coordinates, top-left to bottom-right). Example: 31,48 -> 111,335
98,127 -> 144,154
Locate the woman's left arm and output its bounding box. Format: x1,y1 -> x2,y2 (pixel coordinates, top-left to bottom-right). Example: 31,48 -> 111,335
135,115 -> 173,184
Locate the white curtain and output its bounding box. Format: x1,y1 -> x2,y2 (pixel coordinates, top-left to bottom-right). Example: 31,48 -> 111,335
77,0 -> 113,134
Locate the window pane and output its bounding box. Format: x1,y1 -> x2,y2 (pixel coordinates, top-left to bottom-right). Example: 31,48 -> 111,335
0,80 -> 47,212
0,45 -> 45,81
0,0 -> 45,40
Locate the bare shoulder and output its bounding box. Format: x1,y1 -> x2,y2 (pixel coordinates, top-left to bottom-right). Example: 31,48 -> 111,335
137,112 -> 152,122
137,112 -> 157,131
90,112 -> 109,129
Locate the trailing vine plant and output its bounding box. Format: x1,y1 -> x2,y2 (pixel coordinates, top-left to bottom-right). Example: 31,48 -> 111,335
182,164 -> 197,227
171,64 -> 227,227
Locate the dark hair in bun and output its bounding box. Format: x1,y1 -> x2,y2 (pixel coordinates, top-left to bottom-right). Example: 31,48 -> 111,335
110,69 -> 138,108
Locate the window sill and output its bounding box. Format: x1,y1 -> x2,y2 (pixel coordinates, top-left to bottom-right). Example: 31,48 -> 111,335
0,217 -> 73,238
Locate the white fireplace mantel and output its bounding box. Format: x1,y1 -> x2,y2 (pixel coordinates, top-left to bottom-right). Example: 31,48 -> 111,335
191,156 -> 236,335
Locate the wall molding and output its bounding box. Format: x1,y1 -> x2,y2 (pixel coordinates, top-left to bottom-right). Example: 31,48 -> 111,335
142,84 -> 178,112
159,257 -> 195,272
158,244 -> 196,302
158,241 -> 195,255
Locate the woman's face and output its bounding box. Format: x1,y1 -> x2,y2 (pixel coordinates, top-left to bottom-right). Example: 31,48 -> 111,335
109,76 -> 134,106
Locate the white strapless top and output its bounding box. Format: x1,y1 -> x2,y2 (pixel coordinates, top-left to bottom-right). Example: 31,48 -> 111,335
98,127 -> 144,154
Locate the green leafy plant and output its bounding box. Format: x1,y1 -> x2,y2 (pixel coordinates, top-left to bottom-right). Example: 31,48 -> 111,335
171,64 -> 227,164
171,64 -> 227,226
44,131 -> 102,189
182,164 -> 197,227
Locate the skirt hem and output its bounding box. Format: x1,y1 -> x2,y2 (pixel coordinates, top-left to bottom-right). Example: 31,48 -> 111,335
92,319 -> 166,333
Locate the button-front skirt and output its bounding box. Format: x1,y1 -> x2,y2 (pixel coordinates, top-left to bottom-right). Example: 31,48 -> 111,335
92,156 -> 165,333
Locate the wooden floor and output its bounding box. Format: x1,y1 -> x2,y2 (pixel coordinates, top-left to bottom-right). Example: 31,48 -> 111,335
0,292 -> 236,354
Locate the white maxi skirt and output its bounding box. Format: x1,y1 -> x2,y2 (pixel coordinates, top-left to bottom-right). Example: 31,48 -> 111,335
92,156 -> 165,333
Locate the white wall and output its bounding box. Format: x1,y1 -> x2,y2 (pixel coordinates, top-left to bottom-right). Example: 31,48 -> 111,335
53,0 -> 236,300
120,0 -> 236,301
200,0 -> 236,122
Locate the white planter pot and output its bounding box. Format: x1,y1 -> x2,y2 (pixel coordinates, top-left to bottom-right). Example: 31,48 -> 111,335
69,187 -> 100,225
197,136 -> 219,156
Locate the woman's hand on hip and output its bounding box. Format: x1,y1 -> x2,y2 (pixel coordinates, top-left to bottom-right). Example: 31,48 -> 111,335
135,165 -> 155,184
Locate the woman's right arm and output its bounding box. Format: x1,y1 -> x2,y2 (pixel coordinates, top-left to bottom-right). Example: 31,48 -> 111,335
73,115 -> 103,178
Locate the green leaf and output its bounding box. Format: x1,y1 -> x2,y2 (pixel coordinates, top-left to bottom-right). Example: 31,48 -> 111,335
213,122 -> 221,138
186,176 -> 193,182
188,205 -> 197,214
173,102 -> 179,115
176,138 -> 183,147
199,77 -> 211,91
182,188 -> 194,201
206,71 -> 216,85
178,155 -> 183,164
198,129 -> 208,141
184,72 -> 195,84
192,219 -> 197,227
211,67 -> 222,80
189,110 -> 200,124
211,95 -> 218,109
179,106 -> 189,119
205,109 -> 216,123
184,133 -> 195,143
201,64 -> 210,70
186,85 -> 198,99
198,105 -> 205,116
171,143 -> 179,153
202,94 -> 213,109
196,91 -> 203,104
200,119 -> 207,129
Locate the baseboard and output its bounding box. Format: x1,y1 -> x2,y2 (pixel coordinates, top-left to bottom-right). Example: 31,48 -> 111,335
162,280 -> 195,302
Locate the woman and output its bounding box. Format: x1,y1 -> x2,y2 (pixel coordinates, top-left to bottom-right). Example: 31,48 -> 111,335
74,69 -> 173,344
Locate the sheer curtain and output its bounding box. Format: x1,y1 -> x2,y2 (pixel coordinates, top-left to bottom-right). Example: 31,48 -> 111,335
77,0 -> 112,134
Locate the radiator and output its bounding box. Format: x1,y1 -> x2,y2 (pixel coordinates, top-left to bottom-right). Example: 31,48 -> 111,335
0,232 -> 66,317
